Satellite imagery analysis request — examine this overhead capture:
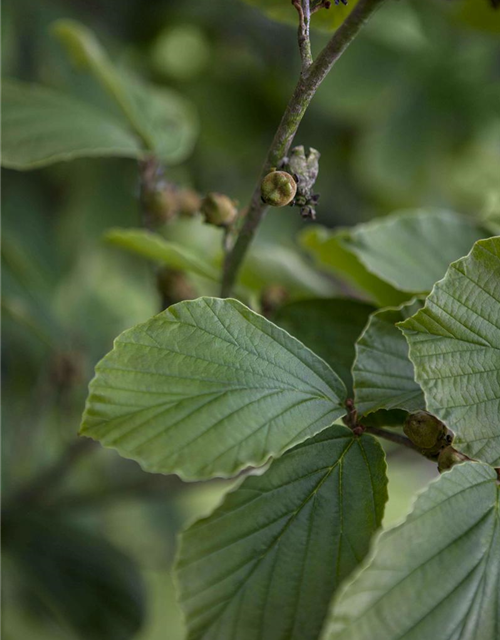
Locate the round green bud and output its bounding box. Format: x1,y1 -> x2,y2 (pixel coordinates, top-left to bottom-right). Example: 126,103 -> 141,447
403,411 -> 448,453
261,171 -> 297,207
201,193 -> 237,227
437,446 -> 469,473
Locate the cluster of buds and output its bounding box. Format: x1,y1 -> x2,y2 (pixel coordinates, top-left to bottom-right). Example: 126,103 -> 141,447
260,145 -> 322,220
143,182 -> 202,226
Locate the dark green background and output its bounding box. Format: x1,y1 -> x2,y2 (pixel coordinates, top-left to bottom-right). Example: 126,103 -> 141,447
2,0 -> 500,637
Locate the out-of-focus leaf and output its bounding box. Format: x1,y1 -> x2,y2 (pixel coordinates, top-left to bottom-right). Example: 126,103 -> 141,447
275,297 -> 375,394
241,244 -> 337,298
176,425 -> 387,640
453,0 -> 500,34
52,19 -> 198,164
1,79 -> 142,169
3,512 -> 145,640
104,228 -> 220,281
400,236 -> 500,465
322,462 -> 500,640
2,297 -> 56,348
343,210 -> 486,294
353,299 -> 424,415
244,0 -> 361,31
80,297 -> 347,480
123,76 -> 199,165
299,226 -> 408,307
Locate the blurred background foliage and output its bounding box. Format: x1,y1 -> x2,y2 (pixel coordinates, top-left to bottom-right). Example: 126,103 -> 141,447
2,0 -> 500,638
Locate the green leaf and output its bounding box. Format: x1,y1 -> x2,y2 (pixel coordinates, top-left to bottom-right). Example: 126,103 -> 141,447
124,77 -> 199,165
342,209 -> 486,294
399,236 -> 500,465
176,424 -> 387,640
4,512 -> 145,640
353,299 -> 424,415
53,20 -> 198,164
1,79 -> 142,169
322,461 -> 500,640
241,244 -> 337,298
244,0 -> 361,31
80,297 -> 347,480
275,298 -> 375,395
299,226 -> 408,307
104,228 -> 220,281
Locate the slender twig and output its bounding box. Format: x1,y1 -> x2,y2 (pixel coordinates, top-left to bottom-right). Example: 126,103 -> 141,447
293,0 -> 313,71
364,426 -> 421,453
220,0 -> 386,297
138,154 -> 162,231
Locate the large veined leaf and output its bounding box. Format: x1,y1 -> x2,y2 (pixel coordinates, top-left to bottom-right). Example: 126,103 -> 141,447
176,425 -> 387,640
342,209 -> 485,294
275,298 -> 375,395
353,299 -> 424,415
104,228 -> 220,281
399,236 -> 500,465
1,79 -> 142,169
244,0 -> 360,31
80,297 -> 347,480
322,461 -> 500,640
299,227 -> 408,307
4,512 -> 145,639
53,19 -> 198,164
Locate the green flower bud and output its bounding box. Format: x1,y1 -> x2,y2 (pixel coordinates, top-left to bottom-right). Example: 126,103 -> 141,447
437,446 -> 470,473
403,411 -> 450,457
261,171 -> 297,207
201,193 -> 237,227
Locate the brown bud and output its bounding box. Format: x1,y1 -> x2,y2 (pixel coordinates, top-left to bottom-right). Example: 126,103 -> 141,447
201,192 -> 237,227
157,268 -> 196,307
177,188 -> 202,217
261,171 -> 297,207
403,411 -> 450,457
260,285 -> 289,318
438,446 -> 470,473
145,185 -> 178,223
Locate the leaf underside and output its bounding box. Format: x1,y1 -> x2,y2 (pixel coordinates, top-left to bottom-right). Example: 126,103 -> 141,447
176,425 -> 388,640
344,209 -> 486,294
322,461 -> 500,640
353,298 -> 425,415
80,297 -> 346,480
1,79 -> 142,169
400,236 -> 500,465
104,228 -> 220,281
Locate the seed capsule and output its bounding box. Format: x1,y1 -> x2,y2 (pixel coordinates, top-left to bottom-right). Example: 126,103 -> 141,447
404,410 -> 450,457
201,193 -> 237,227
261,171 -> 297,207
